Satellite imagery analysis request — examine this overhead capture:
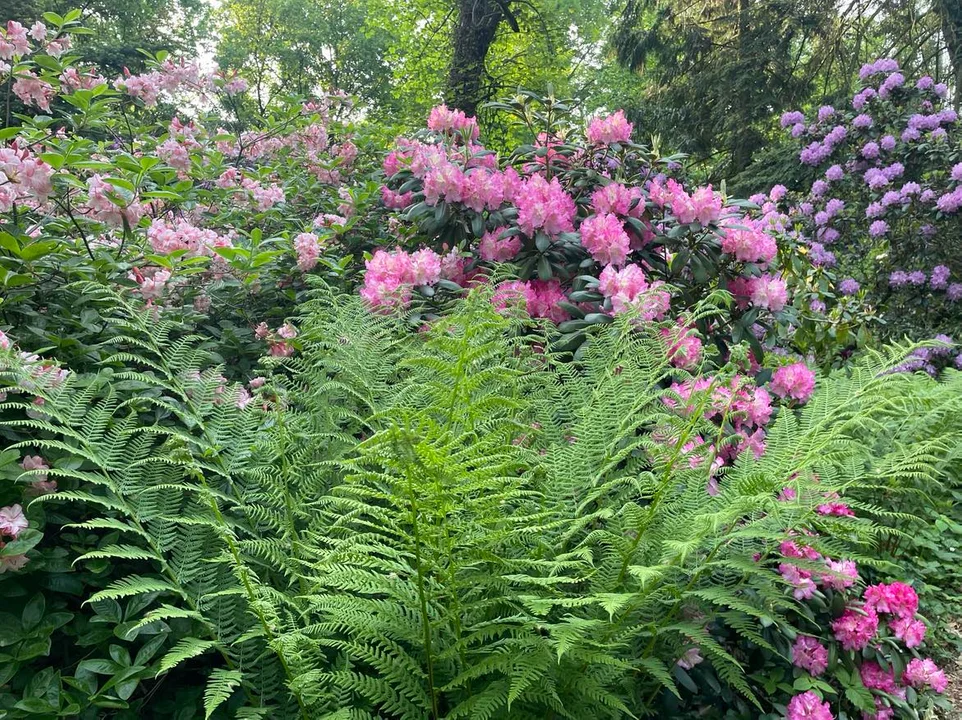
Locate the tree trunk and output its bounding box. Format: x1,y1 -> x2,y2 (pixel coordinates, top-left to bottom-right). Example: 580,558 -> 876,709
935,0 -> 962,109
445,0 -> 505,117
731,0 -> 753,173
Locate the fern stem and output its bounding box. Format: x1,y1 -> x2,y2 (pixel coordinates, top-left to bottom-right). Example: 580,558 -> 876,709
396,430 -> 441,720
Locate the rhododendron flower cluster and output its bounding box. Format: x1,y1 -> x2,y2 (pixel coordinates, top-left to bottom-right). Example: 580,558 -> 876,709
598,264 -> 670,320
0,503 -> 29,573
586,110 -> 633,145
786,690 -> 833,720
769,362 -> 816,403
779,57 -> 962,343
360,248 -> 445,310
791,636 -> 828,676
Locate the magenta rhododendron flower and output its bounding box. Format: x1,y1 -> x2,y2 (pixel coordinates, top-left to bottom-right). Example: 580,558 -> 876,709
863,582 -> 918,619
662,324 -> 703,370
860,661 -> 900,694
787,690 -> 833,720
769,363 -> 816,403
586,110 -> 633,145
902,658 -> 947,693
0,504 -> 28,538
779,563 -> 816,600
791,636 -> 828,676
832,606 -> 879,650
590,183 -> 641,216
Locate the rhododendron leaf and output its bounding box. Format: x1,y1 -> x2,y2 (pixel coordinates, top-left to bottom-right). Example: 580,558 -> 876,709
0,128 -> 21,142
537,255 -> 552,280
0,233 -> 19,253
673,665 -> 698,693
535,233 -> 551,253
583,313 -> 613,325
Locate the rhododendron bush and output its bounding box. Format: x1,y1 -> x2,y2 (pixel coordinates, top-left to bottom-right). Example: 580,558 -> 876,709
374,95 -> 803,357
0,13 -> 382,375
777,58 -> 962,353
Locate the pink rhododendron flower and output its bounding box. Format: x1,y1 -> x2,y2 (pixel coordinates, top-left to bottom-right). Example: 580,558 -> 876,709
749,274 -> 788,312
0,21 -> 31,59
662,324 -> 703,370
294,232 -> 320,271
276,323 -> 297,340
479,228 -> 521,262
863,582 -> 919,619
586,110 -> 633,145
12,72 -> 54,111
902,658 -> 947,693
890,616 -> 926,648
0,330 -> 10,351
423,160 -> 466,205
598,264 -> 670,320
779,563 -> 817,600
770,363 -> 816,403
427,104 -> 479,141
832,606 -> 879,650
515,174 -> 576,237
676,648 -> 703,669
129,269 -> 171,301
791,636 -> 828,676
786,691 -> 833,720
591,183 -> 641,216
666,180 -> 723,225
860,661 -> 900,694
721,221 -> 778,264
381,186 -> 413,209
818,559 -> 858,591
0,504 -> 28,538
409,248 -> 442,286
580,213 -> 631,266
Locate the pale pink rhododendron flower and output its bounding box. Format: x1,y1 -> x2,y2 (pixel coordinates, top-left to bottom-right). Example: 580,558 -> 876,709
676,647 -> 703,670
791,636 -> 828,676
586,110 -> 633,145
770,363 -> 816,403
0,330 -> 10,351
0,504 -> 28,538
294,232 -> 320,271
276,323 -> 297,340
0,21 -> 31,59
0,550 -> 29,574
786,690 -> 833,720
